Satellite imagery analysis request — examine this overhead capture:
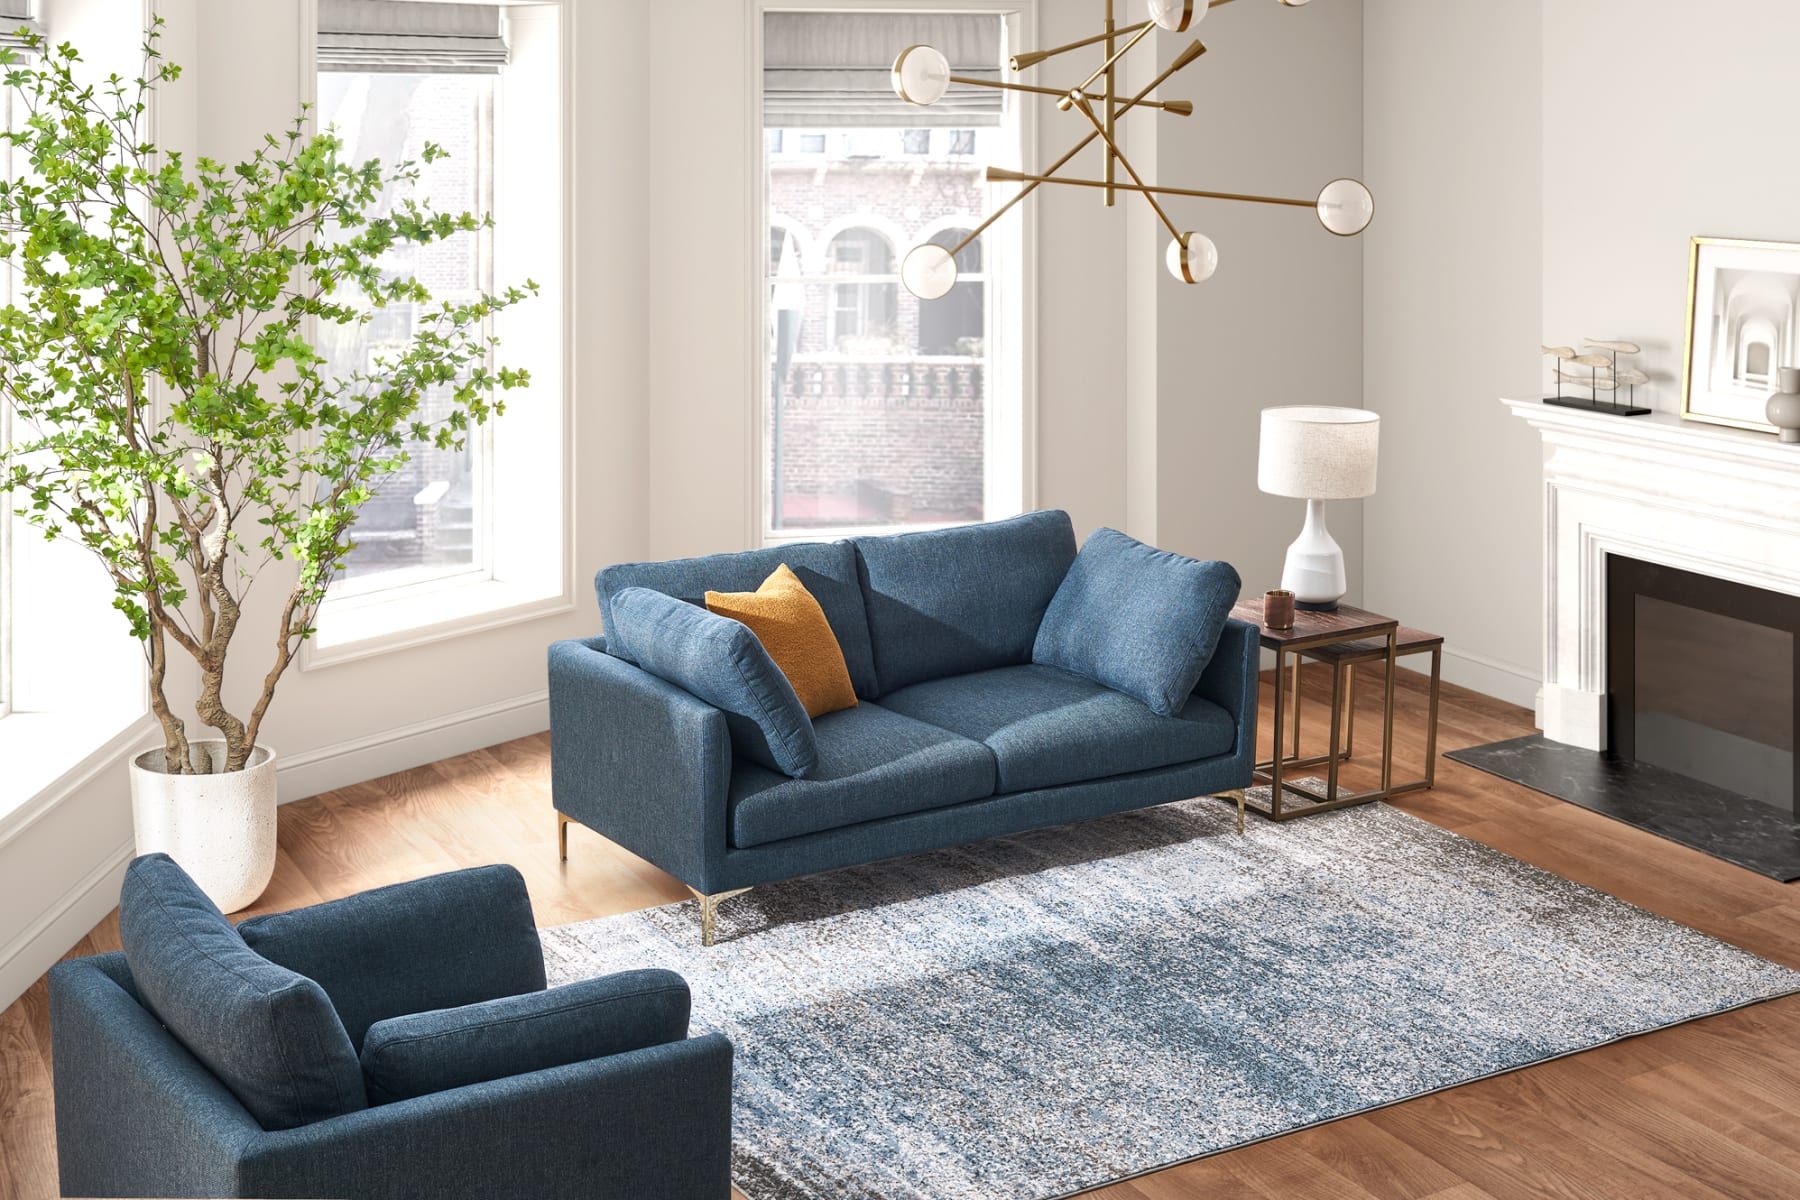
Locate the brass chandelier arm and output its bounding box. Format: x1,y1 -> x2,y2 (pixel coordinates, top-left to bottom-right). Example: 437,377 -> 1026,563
1073,20 -> 1155,101
1070,95 -> 1182,240
948,74 -> 1192,113
1010,20 -> 1152,72
941,38 -> 1208,259
987,167 -> 1318,211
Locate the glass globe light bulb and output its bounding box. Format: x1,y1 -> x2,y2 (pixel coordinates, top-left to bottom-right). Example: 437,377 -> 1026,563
902,243 -> 959,300
1316,178 -> 1374,237
1166,232 -> 1218,284
892,45 -> 952,107
1147,0 -> 1201,31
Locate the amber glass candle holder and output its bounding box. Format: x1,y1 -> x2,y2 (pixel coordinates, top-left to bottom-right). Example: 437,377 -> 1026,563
1263,589 -> 1296,631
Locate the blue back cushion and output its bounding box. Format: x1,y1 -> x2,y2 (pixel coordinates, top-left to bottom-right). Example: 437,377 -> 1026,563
360,968 -> 691,1105
597,540 -> 878,699
239,864 -> 547,1052
1033,527 -> 1242,717
610,586 -> 818,778
118,854 -> 367,1131
852,510 -> 1078,695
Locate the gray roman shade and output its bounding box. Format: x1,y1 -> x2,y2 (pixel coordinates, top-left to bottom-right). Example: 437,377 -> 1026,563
763,12 -> 1002,129
319,0 -> 508,74
0,0 -> 40,52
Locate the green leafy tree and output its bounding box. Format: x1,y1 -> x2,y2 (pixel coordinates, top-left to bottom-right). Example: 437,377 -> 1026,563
0,23 -> 535,774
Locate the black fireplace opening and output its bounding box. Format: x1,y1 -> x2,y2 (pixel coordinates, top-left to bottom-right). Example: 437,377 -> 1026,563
1606,555 -> 1798,818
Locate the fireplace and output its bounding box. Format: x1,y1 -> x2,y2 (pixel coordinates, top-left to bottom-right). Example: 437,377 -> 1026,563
1606,555 -> 1798,816
1469,399 -> 1800,880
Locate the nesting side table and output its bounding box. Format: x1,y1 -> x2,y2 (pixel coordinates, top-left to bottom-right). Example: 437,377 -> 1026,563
1229,600 -> 1399,821
1299,627 -> 1445,796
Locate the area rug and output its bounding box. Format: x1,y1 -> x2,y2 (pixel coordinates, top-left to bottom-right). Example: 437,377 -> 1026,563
540,797 -> 1800,1200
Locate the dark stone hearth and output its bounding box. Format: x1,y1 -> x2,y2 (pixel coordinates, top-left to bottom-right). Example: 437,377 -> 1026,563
1448,735 -> 1800,883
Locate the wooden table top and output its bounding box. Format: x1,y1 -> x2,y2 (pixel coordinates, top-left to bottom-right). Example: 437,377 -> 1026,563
1301,626 -> 1447,663
1229,598 -> 1399,650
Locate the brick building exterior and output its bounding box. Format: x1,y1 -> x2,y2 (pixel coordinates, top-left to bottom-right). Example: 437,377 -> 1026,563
767,130 -> 992,529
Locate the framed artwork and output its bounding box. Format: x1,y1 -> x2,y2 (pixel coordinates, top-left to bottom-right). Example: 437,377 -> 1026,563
1682,236 -> 1800,434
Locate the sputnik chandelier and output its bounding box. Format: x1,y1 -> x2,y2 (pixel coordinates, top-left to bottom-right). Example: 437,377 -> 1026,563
890,0 -> 1375,299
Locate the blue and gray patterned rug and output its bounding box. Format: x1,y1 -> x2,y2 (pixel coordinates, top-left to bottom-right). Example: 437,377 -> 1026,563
541,797 -> 1800,1200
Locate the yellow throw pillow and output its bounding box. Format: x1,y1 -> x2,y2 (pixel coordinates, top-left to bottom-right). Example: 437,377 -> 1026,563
706,564 -> 858,719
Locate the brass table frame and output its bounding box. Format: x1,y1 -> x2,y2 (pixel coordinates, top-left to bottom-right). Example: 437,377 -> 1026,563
1294,638 -> 1444,797
1246,612 -> 1400,821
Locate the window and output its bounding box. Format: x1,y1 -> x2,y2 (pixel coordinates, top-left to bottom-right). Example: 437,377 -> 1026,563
316,71 -> 495,594
797,132 -> 826,154
826,227 -> 898,349
309,0 -> 568,659
760,8 -> 1028,537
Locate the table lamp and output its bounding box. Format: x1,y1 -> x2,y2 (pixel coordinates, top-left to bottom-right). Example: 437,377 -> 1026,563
1257,406 -> 1380,611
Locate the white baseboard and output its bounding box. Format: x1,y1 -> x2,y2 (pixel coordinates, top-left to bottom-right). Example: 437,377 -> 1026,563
0,838 -> 133,1013
277,689 -> 551,804
1439,644 -> 1541,714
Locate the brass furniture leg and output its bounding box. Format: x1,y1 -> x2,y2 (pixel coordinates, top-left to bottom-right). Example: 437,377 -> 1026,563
1326,655 -> 1344,803
1425,646 -> 1442,789
687,886 -> 752,947
1290,654 -> 1303,759
1215,789 -> 1246,835
557,811 -> 571,862
1344,663 -> 1355,758
1270,647 -> 1286,819
1381,628 -> 1398,799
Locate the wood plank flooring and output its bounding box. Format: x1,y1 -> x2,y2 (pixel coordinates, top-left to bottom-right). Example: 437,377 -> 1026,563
3,665 -> 1798,1200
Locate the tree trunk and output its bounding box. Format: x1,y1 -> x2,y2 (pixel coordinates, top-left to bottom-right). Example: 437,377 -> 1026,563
145,620 -> 194,775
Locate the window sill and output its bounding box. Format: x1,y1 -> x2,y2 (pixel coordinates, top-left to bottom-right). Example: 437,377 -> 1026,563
0,705 -> 155,839
304,574 -> 574,670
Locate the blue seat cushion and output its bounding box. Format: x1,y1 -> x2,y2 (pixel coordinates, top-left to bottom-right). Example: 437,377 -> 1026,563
360,969 -> 691,1105
852,509 -> 1077,695
607,586 -> 817,778
1033,527 -> 1242,717
118,854 -> 368,1131
879,663 -> 1237,793
598,540 -> 879,700
239,864 -> 547,1052
728,702 -> 997,848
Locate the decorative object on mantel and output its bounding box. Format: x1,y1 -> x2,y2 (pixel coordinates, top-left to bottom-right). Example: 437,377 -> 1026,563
1257,407 -> 1379,612
1682,236 -> 1800,435
888,0 -> 1372,300
1540,339 -> 1650,416
1767,367 -> 1800,444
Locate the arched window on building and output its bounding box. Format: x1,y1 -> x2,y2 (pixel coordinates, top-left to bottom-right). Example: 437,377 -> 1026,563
918,227 -> 984,356
826,227 -> 898,351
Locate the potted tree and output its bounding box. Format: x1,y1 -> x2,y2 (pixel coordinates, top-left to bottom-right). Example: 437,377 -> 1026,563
0,26 -> 534,909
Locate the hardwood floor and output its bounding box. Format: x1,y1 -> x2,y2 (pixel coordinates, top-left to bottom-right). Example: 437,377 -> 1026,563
3,665 -> 1798,1200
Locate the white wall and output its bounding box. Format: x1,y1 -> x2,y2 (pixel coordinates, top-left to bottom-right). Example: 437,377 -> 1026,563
1361,0 -> 1543,707
1542,0 -> 1800,415
1144,2 -> 1365,595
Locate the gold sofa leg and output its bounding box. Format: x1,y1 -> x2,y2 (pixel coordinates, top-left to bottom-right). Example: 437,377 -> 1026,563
557,811 -> 571,862
1216,789 -> 1246,835
687,886 -> 752,947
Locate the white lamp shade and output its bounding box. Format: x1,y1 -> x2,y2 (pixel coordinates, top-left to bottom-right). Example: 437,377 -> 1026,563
1257,406 -> 1380,500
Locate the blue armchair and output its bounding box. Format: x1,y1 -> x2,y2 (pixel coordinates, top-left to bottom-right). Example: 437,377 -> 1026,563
51,857 -> 734,1200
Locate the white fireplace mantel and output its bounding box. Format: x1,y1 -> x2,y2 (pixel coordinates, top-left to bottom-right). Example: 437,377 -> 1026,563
1504,397 -> 1800,750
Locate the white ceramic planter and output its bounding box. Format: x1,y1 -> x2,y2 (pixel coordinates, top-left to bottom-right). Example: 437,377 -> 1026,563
129,741 -> 278,913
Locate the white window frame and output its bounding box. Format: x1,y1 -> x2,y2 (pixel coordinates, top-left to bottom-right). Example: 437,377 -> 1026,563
750,0 -> 1038,549
301,0 -> 576,668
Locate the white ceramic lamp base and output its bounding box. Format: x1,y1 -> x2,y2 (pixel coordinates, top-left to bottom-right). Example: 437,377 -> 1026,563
1280,498 -> 1348,610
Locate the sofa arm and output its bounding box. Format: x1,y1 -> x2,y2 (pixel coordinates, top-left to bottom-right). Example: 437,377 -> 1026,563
360,968 -> 692,1104
1196,618 -> 1259,763
237,1033 -> 735,1200
237,864 -> 547,1050
52,953 -> 265,1199
549,637 -> 732,893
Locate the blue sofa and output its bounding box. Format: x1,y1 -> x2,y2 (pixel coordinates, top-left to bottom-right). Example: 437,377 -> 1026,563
549,510 -> 1257,943
51,857 -> 734,1200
